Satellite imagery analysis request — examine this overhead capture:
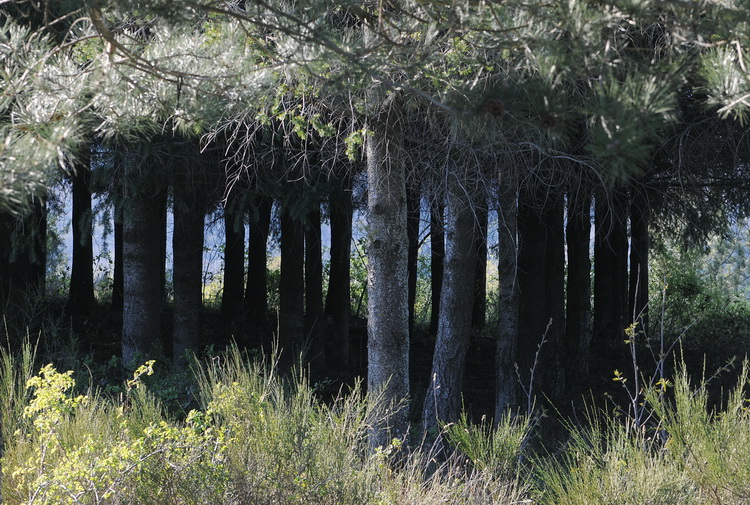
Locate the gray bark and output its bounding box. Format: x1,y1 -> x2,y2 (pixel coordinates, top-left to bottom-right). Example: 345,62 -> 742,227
122,150 -> 166,370
495,170 -> 519,419
421,170 -> 477,436
366,112 -> 410,449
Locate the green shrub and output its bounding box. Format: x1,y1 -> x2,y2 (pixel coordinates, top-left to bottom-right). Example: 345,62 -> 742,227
2,345 -> 529,505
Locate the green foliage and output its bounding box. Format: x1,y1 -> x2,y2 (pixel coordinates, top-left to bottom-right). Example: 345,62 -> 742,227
1,345 -> 530,505
537,362 -> 750,505
650,244 -> 750,373
444,411 -> 530,478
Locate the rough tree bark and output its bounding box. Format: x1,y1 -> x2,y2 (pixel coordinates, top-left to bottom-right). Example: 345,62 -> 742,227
122,150 -> 166,370
366,110 -> 410,448
421,168 -> 478,436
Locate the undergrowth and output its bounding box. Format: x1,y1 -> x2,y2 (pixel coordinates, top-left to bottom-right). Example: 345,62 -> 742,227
3,342 -> 750,504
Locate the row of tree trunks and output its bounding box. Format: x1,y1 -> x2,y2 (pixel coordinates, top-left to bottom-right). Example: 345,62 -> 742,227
515,186 -> 566,405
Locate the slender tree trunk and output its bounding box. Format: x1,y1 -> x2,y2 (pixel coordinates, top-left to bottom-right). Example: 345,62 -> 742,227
122,151 -> 165,370
422,170 -> 477,436
516,189 -> 548,401
366,113 -> 410,448
305,205 -> 325,372
280,210 -> 305,359
543,194 -> 566,402
496,172 -> 519,418
594,192 -> 629,349
565,190 -> 593,379
221,188 -> 245,325
0,197 -> 47,309
112,211 -> 124,311
112,157 -> 124,311
472,202 -> 488,329
429,197 -> 445,336
516,186 -> 566,405
325,181 -> 352,369
172,179 -> 206,367
245,195 -> 273,338
629,194 -> 649,333
407,182 -> 421,332
67,148 -> 95,320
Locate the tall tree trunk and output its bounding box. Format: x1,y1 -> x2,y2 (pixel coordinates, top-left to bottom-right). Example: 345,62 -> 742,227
0,197 -> 47,312
245,195 -> 273,339
543,194 -> 566,402
565,190 -> 593,380
496,172 -> 519,418
67,148 -> 96,321
221,188 -> 245,325
516,189 -> 548,403
429,197 -> 445,336
279,210 -> 305,360
516,187 -> 566,406
472,202 -> 488,329
594,192 -> 629,350
406,182 -> 421,332
172,178 -> 206,367
325,181 -> 352,369
629,194 -> 650,333
305,205 -> 325,373
112,157 -> 124,312
366,114 -> 410,448
422,170 -> 477,436
122,151 -> 166,370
